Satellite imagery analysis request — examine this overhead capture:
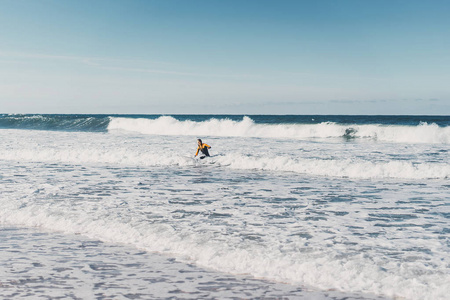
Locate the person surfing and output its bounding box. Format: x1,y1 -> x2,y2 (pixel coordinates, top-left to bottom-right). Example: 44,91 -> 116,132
194,139 -> 211,159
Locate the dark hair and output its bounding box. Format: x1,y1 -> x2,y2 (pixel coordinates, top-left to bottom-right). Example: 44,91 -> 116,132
197,139 -> 202,143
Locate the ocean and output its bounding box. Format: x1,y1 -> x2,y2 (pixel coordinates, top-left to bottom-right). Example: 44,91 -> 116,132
0,114 -> 449,299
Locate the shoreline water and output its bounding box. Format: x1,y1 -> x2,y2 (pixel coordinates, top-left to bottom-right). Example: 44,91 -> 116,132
0,226 -> 388,300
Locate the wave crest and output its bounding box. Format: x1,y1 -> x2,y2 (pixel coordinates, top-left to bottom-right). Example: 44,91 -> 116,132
108,116 -> 450,144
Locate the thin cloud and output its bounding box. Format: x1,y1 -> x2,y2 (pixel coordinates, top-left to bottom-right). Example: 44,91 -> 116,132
0,51 -> 251,79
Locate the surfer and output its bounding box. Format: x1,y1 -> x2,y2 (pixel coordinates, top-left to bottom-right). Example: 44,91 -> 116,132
195,139 -> 211,159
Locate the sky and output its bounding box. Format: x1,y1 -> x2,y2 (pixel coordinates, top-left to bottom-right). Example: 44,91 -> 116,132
0,0 -> 449,114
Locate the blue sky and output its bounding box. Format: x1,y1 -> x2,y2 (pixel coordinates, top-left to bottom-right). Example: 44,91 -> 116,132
0,0 -> 449,114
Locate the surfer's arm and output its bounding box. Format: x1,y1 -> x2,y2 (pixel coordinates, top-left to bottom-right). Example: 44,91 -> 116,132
195,147 -> 200,156
203,144 -> 211,148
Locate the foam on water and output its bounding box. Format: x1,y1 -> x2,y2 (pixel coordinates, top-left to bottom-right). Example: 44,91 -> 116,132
216,154 -> 450,179
0,160 -> 448,300
4,227 -> 361,299
2,149 -> 447,180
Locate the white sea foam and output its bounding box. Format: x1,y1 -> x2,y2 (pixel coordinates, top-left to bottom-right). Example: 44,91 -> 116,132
215,154 -> 450,179
1,147 -> 448,180
108,116 -> 450,144
0,132 -> 448,179
1,126 -> 449,300
0,189 -> 448,300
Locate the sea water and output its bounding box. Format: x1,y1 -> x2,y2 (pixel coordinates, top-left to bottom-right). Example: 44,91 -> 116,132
0,114 -> 449,299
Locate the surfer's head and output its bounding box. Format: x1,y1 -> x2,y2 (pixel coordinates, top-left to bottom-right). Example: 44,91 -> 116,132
197,139 -> 202,145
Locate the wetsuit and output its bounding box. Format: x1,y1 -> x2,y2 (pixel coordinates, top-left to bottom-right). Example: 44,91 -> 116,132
195,143 -> 211,157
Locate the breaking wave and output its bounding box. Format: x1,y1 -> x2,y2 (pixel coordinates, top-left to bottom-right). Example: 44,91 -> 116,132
108,116 -> 450,144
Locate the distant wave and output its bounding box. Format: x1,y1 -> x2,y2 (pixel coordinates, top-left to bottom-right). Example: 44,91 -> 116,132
109,116 -> 450,144
0,114 -> 109,132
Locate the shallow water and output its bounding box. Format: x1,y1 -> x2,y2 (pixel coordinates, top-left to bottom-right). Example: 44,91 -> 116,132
0,227 -> 388,299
